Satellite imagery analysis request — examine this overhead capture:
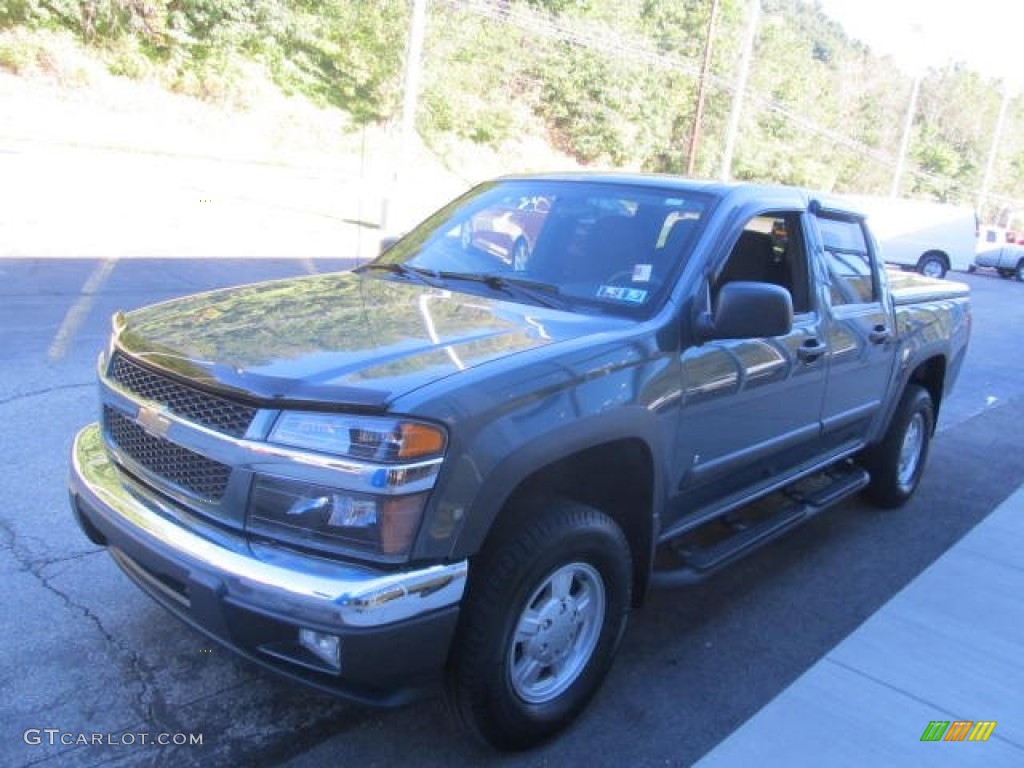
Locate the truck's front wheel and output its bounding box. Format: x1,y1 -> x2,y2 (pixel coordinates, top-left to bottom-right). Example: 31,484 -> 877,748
859,385 -> 934,508
446,500 -> 631,751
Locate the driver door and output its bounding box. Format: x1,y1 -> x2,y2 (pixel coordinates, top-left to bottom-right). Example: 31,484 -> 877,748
667,210 -> 829,528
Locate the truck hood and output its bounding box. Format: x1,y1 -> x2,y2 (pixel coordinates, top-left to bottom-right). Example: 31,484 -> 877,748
114,271 -> 626,408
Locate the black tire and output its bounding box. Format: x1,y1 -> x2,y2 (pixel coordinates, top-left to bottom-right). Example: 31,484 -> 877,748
859,384 -> 934,508
917,253 -> 948,279
966,264 -> 977,273
446,500 -> 632,751
1016,260 -> 1024,282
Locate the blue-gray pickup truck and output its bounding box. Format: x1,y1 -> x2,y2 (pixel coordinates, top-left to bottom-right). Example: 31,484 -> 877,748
69,174 -> 970,749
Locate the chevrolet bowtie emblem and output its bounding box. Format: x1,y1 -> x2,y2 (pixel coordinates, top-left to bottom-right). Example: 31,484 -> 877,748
137,404 -> 172,438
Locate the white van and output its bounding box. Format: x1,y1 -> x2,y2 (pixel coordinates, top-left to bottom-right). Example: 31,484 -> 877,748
842,195 -> 977,278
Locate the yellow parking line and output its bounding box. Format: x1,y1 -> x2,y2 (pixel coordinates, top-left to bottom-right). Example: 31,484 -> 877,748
48,259 -> 117,361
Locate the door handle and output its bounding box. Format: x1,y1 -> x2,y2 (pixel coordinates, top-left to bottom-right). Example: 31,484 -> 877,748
868,324 -> 892,344
797,339 -> 828,363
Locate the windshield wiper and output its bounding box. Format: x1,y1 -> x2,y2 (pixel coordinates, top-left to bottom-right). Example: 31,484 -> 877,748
359,262 -> 444,289
438,272 -> 567,309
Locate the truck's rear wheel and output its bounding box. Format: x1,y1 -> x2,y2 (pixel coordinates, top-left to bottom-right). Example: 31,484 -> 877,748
859,385 -> 934,508
446,500 -> 631,751
1016,260 -> 1024,282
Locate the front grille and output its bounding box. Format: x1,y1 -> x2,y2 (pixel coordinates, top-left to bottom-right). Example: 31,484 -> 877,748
109,352 -> 256,438
105,406 -> 231,502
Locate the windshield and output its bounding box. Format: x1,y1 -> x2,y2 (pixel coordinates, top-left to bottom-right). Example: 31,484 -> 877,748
365,179 -> 714,316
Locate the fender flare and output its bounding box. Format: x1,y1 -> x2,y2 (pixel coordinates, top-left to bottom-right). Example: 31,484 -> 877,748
444,406 -> 665,561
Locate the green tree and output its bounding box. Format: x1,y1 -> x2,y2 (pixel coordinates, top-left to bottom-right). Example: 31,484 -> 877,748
263,0 -> 407,124
911,63 -> 1000,203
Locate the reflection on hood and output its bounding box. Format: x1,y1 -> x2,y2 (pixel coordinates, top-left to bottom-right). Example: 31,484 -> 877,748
116,271 -> 625,406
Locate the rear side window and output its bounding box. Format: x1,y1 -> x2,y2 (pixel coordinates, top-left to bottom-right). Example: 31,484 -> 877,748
816,215 -> 877,304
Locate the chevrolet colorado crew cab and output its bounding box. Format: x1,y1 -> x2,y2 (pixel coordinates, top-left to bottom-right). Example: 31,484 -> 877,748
69,174 -> 971,750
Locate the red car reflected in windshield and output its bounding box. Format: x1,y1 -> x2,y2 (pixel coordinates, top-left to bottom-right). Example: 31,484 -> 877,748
460,196 -> 550,270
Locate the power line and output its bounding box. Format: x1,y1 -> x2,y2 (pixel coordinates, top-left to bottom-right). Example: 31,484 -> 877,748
440,0 -> 897,170
436,0 -> 1022,206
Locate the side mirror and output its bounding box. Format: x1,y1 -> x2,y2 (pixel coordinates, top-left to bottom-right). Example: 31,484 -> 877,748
697,281 -> 793,340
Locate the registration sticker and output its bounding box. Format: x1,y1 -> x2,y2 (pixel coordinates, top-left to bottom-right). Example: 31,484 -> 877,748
632,264 -> 653,282
597,285 -> 648,303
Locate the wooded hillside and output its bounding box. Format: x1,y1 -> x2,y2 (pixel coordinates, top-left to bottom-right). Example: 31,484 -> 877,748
2,0 -> 1021,224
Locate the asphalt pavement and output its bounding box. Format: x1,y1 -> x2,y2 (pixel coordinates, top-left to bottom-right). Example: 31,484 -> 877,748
4,258 -> 1024,768
4,128 -> 1024,766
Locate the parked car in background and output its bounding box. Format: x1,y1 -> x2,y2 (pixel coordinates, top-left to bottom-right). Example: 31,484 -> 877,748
973,225 -> 1024,280
842,195 -> 977,278
460,194 -> 550,270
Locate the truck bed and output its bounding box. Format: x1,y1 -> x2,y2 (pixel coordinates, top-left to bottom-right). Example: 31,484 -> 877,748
886,269 -> 970,305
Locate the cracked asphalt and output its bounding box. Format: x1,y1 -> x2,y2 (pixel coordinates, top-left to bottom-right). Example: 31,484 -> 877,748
3,250 -> 1024,765
2,257 -> 368,768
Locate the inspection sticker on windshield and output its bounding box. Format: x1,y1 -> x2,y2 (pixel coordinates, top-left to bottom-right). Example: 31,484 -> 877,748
597,285 -> 648,303
632,264 -> 653,282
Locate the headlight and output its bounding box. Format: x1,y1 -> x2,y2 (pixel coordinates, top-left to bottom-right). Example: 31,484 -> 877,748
249,475 -> 428,561
256,412 -> 446,560
269,412 -> 446,461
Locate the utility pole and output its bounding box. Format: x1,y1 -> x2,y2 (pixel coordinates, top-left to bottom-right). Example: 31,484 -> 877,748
686,0 -> 720,177
978,84 -> 1011,219
399,0 -> 428,171
719,0 -> 759,181
890,23 -> 929,199
890,74 -> 921,197
382,0 -> 428,234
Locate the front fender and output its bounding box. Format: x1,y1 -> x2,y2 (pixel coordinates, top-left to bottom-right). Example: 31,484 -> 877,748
441,404 -> 667,560
400,331 -> 680,562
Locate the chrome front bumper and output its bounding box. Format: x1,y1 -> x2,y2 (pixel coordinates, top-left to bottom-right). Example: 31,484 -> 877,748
69,423 -> 467,701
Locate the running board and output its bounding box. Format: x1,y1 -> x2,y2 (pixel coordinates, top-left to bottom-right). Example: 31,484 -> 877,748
651,465 -> 870,587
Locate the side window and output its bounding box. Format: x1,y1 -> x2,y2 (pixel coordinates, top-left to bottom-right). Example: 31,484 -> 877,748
816,215 -> 877,305
713,212 -> 812,314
